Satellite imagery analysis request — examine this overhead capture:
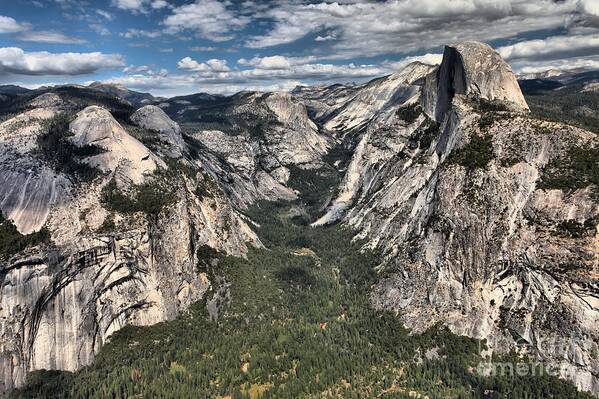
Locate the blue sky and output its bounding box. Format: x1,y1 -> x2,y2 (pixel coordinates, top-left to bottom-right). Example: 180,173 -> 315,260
0,0 -> 598,96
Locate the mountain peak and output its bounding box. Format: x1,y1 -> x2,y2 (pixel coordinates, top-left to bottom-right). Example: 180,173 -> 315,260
424,40 -> 528,121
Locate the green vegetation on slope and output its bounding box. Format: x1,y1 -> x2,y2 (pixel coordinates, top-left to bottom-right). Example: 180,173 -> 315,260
100,177 -> 177,216
37,112 -> 104,182
539,145 -> 599,196
396,103 -> 421,124
448,133 -> 494,170
524,85 -> 599,134
0,211 -> 49,260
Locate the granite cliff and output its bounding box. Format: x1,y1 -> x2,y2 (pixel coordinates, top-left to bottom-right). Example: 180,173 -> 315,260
314,42 -> 598,393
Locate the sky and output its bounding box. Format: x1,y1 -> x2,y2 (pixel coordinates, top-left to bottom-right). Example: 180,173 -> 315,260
0,0 -> 598,97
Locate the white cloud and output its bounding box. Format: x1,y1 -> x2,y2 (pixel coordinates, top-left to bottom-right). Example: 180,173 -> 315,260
177,57 -> 231,72
515,55 -> 599,74
579,0 -> 599,17
494,32 -> 599,74
315,33 -> 336,42
190,46 -> 218,52
0,15 -> 30,34
111,0 -> 147,12
18,31 -> 87,44
238,55 -> 319,69
105,71 -> 303,96
121,29 -> 162,39
151,0 -> 169,9
128,43 -> 150,48
103,45 -> 451,96
111,0 -> 170,13
498,34 -> 599,60
238,55 -> 292,70
163,0 -> 250,42
383,53 -> 443,71
242,0 -> 589,61
123,64 -> 169,76
0,47 -> 125,76
124,64 -> 151,74
96,9 -> 114,20
154,50 -> 445,95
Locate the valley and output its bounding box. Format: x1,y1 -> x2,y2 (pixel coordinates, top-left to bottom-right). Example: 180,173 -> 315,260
0,41 -> 598,398
8,194 -> 594,399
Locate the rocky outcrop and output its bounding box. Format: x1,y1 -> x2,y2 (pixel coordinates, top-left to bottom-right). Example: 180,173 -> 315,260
28,93 -> 72,110
191,129 -> 298,206
70,106 -> 164,185
130,105 -> 185,158
317,41 -> 599,393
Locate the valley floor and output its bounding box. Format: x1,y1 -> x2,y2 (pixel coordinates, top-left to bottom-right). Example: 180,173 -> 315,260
10,193 -> 594,399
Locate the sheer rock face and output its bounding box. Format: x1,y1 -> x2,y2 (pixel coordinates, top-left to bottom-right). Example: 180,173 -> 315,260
0,105 -> 260,394
0,191 -> 257,392
313,63 -> 435,226
130,105 -> 185,157
423,41 -> 529,121
0,106 -> 69,235
295,62 -> 436,137
319,41 -> 598,393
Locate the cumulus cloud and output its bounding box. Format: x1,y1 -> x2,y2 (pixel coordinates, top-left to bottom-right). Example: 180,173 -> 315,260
163,0 -> 250,42
238,55 -> 319,69
124,64 -> 152,74
19,31 -> 87,44
125,53 -> 402,95
498,34 -> 599,60
105,71 -> 303,96
238,55 -> 293,70
177,57 -> 231,72
123,64 -> 168,76
315,33 -> 337,42
190,46 -> 219,52
0,15 -> 30,34
91,24 -> 111,36
0,15 -> 86,44
493,31 -> 599,74
0,47 -> 125,76
151,0 -> 169,9
112,45 -> 448,96
579,0 -> 599,17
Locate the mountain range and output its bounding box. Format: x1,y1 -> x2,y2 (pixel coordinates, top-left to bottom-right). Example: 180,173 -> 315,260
0,41 -> 598,398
